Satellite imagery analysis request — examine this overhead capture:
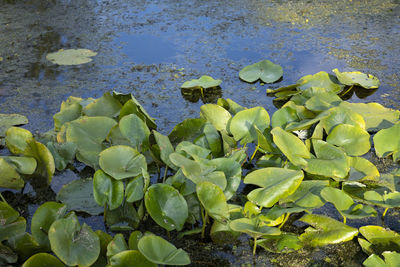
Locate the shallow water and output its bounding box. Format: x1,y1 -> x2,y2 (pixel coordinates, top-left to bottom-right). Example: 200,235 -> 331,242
1,0 -> 400,265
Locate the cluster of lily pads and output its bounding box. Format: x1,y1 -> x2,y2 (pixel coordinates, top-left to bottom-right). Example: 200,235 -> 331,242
1,59 -> 400,266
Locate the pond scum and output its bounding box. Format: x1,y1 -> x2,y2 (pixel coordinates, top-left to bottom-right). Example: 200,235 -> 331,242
1,60 -> 400,266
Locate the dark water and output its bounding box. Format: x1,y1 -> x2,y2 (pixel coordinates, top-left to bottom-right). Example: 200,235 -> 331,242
1,0 -> 400,265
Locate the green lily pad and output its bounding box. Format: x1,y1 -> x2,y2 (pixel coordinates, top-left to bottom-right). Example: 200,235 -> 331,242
200,104 -> 231,132
271,127 -> 311,167
175,141 -> 211,159
66,116 -> 117,168
230,218 -> 281,238
280,180 -> 329,209
239,60 -> 283,83
93,170 -> 124,210
105,201 -> 140,231
229,107 -> 270,145
373,122 -> 400,161
364,190 -> 400,208
217,98 -> 245,115
196,181 -> 230,223
0,158 -> 25,189
107,234 -> 128,258
363,252 -> 400,267
210,158 -> 241,200
202,122 -> 223,157
31,202 -> 67,249
257,233 -> 303,253
332,68 -> 380,89
53,102 -> 82,131
304,91 -> 342,112
125,175 -> 145,203
145,184 -> 188,231
348,157 -> 379,181
119,114 -> 150,150
320,105 -> 366,134
244,167 -> 304,208
305,140 -> 349,180
299,214 -> 358,247
326,124 -> 370,156
340,102 -> 400,132
99,145 -> 147,180
109,250 -> 157,267
5,127 -> 34,154
137,234 -> 191,266
25,140 -> 55,184
168,118 -> 206,145
82,92 -> 122,118
271,105 -> 299,129
321,187 -> 376,220
0,243 -> 18,264
0,114 -> 28,137
22,253 -> 65,267
128,231 -> 143,251
46,48 -> 97,65
46,141 -> 77,171
153,130 -> 176,170
0,202 -> 26,242
181,75 -> 222,89
56,178 -> 104,215
48,213 -> 100,266
358,225 -> 400,255
8,232 -> 44,261
296,71 -> 344,93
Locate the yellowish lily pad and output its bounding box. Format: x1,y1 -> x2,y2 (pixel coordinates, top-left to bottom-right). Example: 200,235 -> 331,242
46,49 -> 97,66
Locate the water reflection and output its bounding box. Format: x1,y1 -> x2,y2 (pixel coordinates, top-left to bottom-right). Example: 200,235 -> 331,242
181,87 -> 222,104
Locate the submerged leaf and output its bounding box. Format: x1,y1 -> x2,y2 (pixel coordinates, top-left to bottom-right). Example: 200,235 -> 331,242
46,48 -> 97,65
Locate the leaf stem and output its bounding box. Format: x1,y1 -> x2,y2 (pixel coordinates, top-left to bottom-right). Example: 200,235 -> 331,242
250,144 -> 260,161
163,166 -> 168,183
253,237 -> 257,255
0,193 -> 7,204
382,207 -> 389,218
339,85 -> 354,97
343,216 -> 347,225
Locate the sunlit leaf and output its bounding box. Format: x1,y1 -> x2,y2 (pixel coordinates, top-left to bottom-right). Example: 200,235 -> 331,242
373,122 -> 400,161
296,71 -> 344,93
332,68 -> 380,89
93,170 -> 124,210
200,104 -> 231,132
181,75 -> 222,89
0,114 -> 28,137
46,48 -> 97,65
197,181 -> 229,223
83,92 -> 122,118
326,124 -> 370,156
239,60 -> 283,83
22,253 -> 64,267
358,225 -> 400,255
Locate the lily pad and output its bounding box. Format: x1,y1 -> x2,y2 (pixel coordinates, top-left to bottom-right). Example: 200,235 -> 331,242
257,233 -> 303,253
348,157 -> 379,181
119,114 -> 150,150
373,122 -> 400,161
153,130 -> 176,170
106,234 -> 128,258
359,225 -> 400,255
66,116 -> 117,168
22,253 -> 65,267
137,234 -> 191,266
305,140 -> 349,180
299,214 -> 358,247
5,126 -> 33,154
168,118 -> 206,145
0,158 -> 25,189
271,127 -> 311,167
296,71 -> 344,93
363,252 -> 400,267
145,184 -> 188,231
321,105 -> 366,134
0,202 -> 26,242
53,102 -> 82,131
56,178 -> 104,215
244,167 -> 304,208
239,60 -> 283,83
93,170 -> 124,210
99,145 -> 147,180
230,217 -> 281,238
196,181 -> 229,223
332,68 -> 380,89
280,180 -> 329,209
229,107 -> 270,145
200,104 -> 231,132
46,48 -> 97,65
0,114 -> 28,137
48,213 -> 100,267
210,157 -> 241,200
109,250 -> 156,267
31,202 -> 67,249
326,124 -> 370,156
340,102 -> 400,131
82,92 -> 122,118
181,75 -> 222,89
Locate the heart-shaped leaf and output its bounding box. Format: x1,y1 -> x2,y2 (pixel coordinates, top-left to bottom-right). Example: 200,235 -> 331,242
299,214 -> 358,247
363,252 -> 400,267
145,184 -> 188,231
244,167 -> 304,207
196,181 -> 229,223
280,180 -> 329,209
271,127 -> 311,167
48,213 -> 100,266
138,234 -> 191,265
358,225 -> 400,255
0,113 -> 28,137
83,92 -> 122,118
22,253 -> 64,267
119,114 -> 150,150
31,202 -> 67,249
0,202 -> 26,242
181,75 -> 222,89
110,250 -> 157,267
200,104 -> 231,132
373,122 -> 400,161
53,102 -> 82,131
153,130 -> 176,170
332,68 -> 380,89
239,60 -> 283,83
0,158 -> 25,189
99,145 -> 147,180
296,71 -> 344,93
93,170 -> 124,210
326,124 -> 370,156
229,107 -> 270,145
66,116 -> 117,168
229,218 -> 281,238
